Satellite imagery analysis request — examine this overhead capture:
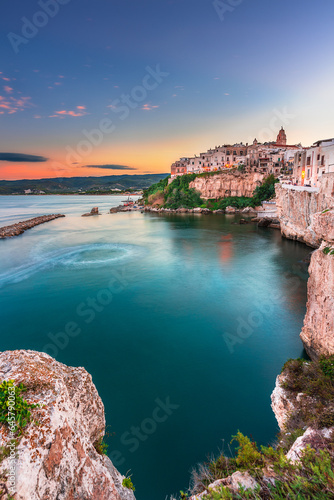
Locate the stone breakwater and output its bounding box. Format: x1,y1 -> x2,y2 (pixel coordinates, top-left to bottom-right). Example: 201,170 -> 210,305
0,214 -> 65,239
0,350 -> 136,500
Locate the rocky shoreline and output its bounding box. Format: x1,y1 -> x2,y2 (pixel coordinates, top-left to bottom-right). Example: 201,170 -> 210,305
142,206 -> 257,214
0,214 -> 65,239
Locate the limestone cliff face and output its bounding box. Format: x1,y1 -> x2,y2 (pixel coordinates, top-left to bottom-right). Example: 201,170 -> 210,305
300,210 -> 334,359
275,173 -> 334,247
270,373 -> 296,430
0,350 -> 135,500
276,174 -> 334,358
189,171 -> 265,199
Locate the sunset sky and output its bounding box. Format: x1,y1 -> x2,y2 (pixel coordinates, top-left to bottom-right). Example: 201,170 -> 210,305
1,0 -> 334,180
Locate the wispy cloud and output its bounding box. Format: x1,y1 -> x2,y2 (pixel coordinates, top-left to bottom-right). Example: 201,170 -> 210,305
49,106 -> 87,118
0,153 -> 48,162
141,103 -> 159,111
84,164 -> 136,170
0,95 -> 32,114
0,75 -> 33,114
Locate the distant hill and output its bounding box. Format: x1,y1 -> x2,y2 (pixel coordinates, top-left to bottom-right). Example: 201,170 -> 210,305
0,174 -> 169,195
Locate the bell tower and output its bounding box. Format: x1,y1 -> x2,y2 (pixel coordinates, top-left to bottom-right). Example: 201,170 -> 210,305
276,127 -> 287,146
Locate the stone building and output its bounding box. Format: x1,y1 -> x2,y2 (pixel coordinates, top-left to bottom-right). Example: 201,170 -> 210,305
170,127 -> 304,180
293,138 -> 334,187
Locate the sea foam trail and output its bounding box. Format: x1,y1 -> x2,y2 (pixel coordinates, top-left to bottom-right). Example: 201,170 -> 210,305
0,243 -> 144,287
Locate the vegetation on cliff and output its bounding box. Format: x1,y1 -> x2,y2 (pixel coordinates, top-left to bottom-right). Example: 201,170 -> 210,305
143,173 -> 278,210
173,356 -> 334,500
0,380 -> 39,434
279,356 -> 334,438
143,174 -> 203,209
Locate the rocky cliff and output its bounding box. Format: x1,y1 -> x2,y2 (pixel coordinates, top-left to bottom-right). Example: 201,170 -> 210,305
300,209 -> 334,359
189,171 -> 265,199
271,362 -> 334,461
0,350 -> 135,500
275,174 -> 334,358
275,173 -> 334,247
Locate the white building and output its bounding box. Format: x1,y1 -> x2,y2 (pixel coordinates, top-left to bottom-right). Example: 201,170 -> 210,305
293,138 -> 334,187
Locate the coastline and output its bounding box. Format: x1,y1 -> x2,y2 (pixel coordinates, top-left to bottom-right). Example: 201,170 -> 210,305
0,184 -> 332,499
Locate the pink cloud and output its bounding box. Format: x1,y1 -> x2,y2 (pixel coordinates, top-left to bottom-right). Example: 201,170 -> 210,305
50,107 -> 88,118
0,88 -> 32,114
141,103 -> 159,111
2,77 -> 10,82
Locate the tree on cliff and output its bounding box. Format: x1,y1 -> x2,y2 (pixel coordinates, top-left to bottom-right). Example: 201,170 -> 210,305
252,174 -> 279,206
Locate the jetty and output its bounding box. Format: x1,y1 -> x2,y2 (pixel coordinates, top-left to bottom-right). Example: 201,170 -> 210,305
0,214 -> 65,239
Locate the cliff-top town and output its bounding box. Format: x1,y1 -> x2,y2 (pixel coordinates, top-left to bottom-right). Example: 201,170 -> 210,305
171,127 -> 334,189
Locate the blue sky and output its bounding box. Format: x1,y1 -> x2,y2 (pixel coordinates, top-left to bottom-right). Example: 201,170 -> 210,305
1,0 -> 333,178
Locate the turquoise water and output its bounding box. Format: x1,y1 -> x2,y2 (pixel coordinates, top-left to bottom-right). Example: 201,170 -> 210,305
0,196 -> 310,499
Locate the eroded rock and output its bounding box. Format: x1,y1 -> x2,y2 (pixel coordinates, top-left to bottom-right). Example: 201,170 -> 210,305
82,207 -> 100,217
271,374 -> 296,431
0,350 -> 135,500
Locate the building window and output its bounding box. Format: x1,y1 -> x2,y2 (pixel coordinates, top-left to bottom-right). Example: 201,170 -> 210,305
199,161 -> 201,165
233,151 -> 237,155
226,150 -> 230,155
307,168 -> 310,178
317,154 -> 320,161
321,156 -> 325,165
307,157 -> 311,166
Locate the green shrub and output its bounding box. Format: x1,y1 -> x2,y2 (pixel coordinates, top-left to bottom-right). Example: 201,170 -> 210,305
94,437 -> 109,455
122,476 -> 135,491
0,380 -> 39,434
164,174 -> 204,209
142,176 -> 170,204
207,196 -> 254,210
195,444 -> 334,500
319,355 -> 334,379
323,246 -> 333,255
231,432 -> 263,469
252,174 -> 279,206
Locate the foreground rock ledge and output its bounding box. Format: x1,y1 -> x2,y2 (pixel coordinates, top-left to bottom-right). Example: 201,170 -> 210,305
0,215 -> 65,239
0,350 -> 135,500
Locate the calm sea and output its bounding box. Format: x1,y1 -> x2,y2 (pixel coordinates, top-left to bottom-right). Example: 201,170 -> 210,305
0,195 -> 310,500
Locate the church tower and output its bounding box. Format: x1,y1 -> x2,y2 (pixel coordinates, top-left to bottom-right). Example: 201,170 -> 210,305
276,127 -> 287,145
